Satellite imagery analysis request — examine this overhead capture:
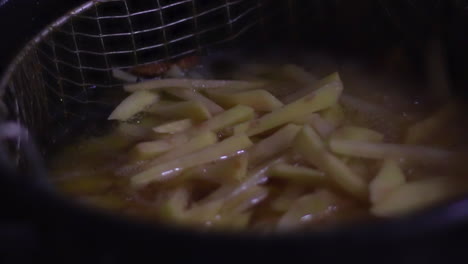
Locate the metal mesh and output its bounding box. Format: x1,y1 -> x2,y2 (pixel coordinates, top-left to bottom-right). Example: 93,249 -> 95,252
11,0 -> 452,165
39,0 -> 269,86
0,0 -> 286,141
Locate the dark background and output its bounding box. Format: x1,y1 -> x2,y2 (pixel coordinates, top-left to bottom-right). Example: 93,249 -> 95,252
0,0 -> 84,73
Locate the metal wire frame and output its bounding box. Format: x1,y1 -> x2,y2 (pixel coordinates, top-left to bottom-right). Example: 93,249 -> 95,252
5,0 -> 272,90
0,0 -> 286,164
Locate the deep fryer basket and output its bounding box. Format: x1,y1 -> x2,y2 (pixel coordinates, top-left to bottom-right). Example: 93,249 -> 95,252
0,0 -> 459,158
0,0 -> 293,163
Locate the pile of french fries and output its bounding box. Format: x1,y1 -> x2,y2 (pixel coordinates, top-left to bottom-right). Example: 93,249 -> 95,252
55,62 -> 468,231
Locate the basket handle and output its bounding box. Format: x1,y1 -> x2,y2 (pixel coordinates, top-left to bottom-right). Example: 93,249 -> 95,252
0,122 -> 49,185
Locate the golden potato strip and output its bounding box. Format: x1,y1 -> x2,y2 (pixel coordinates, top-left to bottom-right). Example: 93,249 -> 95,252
165,65 -> 185,78
165,87 -> 224,114
282,72 -> 340,103
330,126 -> 384,142
198,105 -> 254,132
226,156 -> 287,201
112,69 -> 138,83
281,64 -> 317,86
202,157 -> 286,205
405,103 -> 458,144
183,200 -> 225,225
369,159 -> 406,204
131,135 -> 253,187
187,154 -> 248,183
294,126 -> 368,200
159,188 -> 189,220
221,186 -> 269,214
233,121 -> 250,135
277,190 -> 340,230
141,105 -> 254,159
328,139 -> 454,164
229,154 -> 249,182
147,100 -> 211,122
293,113 -> 337,138
124,78 -> 265,92
246,74 -> 343,136
270,186 -> 305,212
211,211 -> 252,230
371,177 -> 466,217
146,131 -> 218,165
268,164 -> 326,185
205,89 -> 283,112
248,124 -> 301,166
153,119 -> 193,134
320,103 -> 345,125
133,135 -> 189,159
118,123 -> 152,139
108,91 -> 159,121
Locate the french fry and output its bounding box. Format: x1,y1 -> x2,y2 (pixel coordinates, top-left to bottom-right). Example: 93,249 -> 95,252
198,105 -> 255,132
202,157 -> 285,206
405,103 -> 458,144
270,186 -> 305,212
330,126 -> 384,142
281,64 -> 317,86
124,78 -> 265,92
228,154 -> 249,182
294,125 -> 368,200
117,123 -> 153,139
159,188 -> 189,221
268,164 -> 326,185
248,124 -> 301,166
221,186 -> 269,214
293,113 -> 337,138
211,211 -> 252,230
168,105 -> 254,140
108,91 -> 159,121
140,105 -> 254,159
165,65 -> 185,78
133,134 -> 189,159
146,131 -> 218,165
205,89 -> 283,112
131,135 -> 253,187
320,103 -> 345,126
246,74 -> 343,136
328,139 -> 454,165
371,177 -> 466,217
112,69 -> 138,83
183,200 -> 225,225
186,154 -> 249,183
277,190 -> 340,230
147,100 -> 211,122
369,159 -> 406,204
283,72 -> 340,103
165,87 -> 224,115
153,119 -> 193,134
226,156 -> 287,202
233,121 -> 250,135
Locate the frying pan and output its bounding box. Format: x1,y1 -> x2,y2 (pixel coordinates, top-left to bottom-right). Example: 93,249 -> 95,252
1,0 -> 468,263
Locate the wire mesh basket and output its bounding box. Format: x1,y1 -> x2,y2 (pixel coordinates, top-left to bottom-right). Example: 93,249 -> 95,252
0,0 -> 465,168
0,0 -> 292,164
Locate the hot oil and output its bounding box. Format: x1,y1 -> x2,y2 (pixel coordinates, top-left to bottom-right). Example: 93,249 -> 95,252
47,50 -> 468,232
